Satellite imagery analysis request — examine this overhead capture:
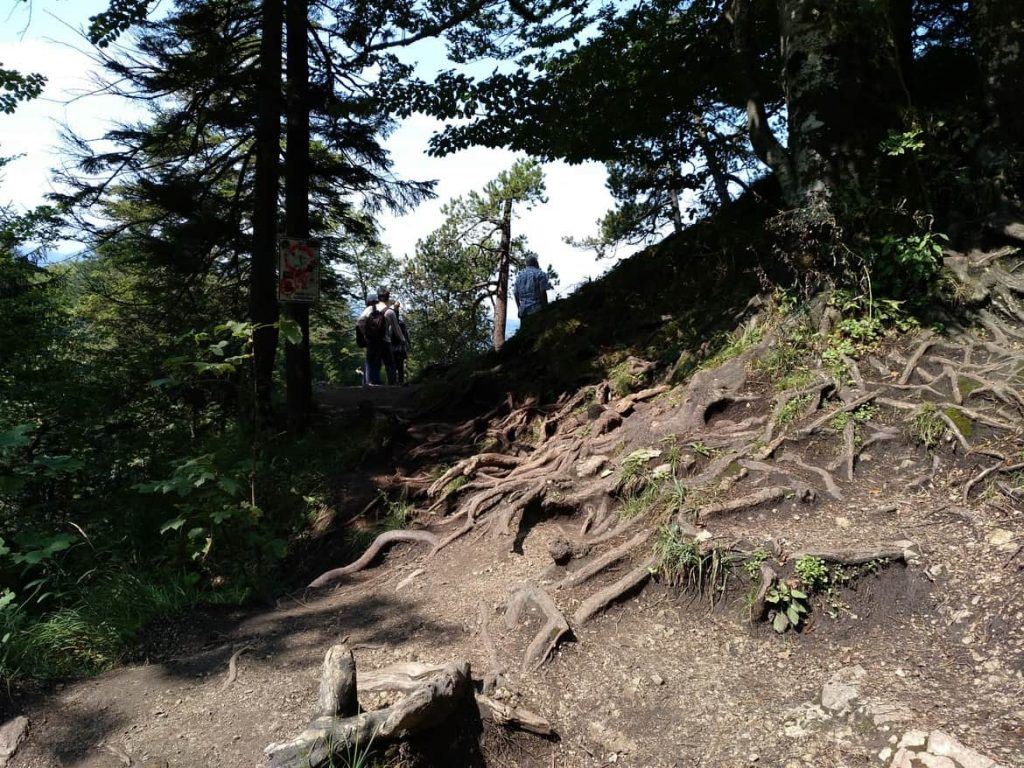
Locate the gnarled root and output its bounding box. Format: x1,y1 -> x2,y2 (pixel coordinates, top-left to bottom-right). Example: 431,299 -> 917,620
695,487 -> 790,524
505,585 -> 571,670
573,556 -> 656,625
748,563 -> 777,623
963,461 -> 1024,502
265,658 -> 471,768
557,530 -> 653,589
308,530 -> 439,588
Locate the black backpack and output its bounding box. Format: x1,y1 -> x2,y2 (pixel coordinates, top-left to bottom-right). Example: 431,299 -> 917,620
365,306 -> 388,344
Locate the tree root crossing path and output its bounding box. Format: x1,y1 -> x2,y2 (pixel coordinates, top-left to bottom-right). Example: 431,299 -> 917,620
8,246 -> 1024,768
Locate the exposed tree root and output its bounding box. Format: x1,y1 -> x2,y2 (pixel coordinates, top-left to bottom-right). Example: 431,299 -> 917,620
504,584 -> 571,670
791,545 -> 909,566
779,456 -> 843,500
220,643 -> 254,691
798,391 -> 880,437
557,530 -> 653,589
358,662 -> 554,736
316,643 -> 358,718
695,487 -> 790,524
963,461 -> 1024,502
478,604 -> 508,694
309,530 -> 439,588
748,563 -> 777,623
265,656 -> 471,768
898,336 -> 935,384
573,556 -> 656,626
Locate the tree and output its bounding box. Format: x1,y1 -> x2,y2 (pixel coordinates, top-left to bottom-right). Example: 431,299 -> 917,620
409,159 -> 547,351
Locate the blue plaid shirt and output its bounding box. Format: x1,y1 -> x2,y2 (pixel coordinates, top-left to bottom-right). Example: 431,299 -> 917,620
514,266 -> 551,316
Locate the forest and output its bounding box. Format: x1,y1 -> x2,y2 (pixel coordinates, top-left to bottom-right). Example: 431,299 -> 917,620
1,1 -> 1022,767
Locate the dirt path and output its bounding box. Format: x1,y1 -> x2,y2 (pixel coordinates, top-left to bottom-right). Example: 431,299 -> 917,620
5,451 -> 1021,768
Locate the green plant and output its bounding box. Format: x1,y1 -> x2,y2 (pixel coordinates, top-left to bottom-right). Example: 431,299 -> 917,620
652,524 -> 735,604
689,441 -> 715,458
794,556 -> 829,591
701,325 -> 764,370
659,435 -> 682,472
765,582 -> 810,633
619,447 -> 661,493
910,402 -> 945,448
776,393 -> 812,427
743,548 -> 770,580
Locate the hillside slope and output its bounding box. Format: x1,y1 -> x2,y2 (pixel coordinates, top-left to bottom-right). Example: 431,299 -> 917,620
8,215 -> 1024,768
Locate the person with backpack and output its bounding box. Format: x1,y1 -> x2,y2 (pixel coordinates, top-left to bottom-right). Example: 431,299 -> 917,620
391,301 -> 411,385
356,286 -> 406,385
514,255 -> 551,319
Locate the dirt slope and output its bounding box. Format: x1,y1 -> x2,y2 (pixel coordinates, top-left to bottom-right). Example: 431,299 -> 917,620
6,231 -> 1024,768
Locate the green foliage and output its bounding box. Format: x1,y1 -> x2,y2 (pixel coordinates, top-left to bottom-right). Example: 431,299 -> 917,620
880,128 -> 925,157
910,403 -> 946,448
794,556 -> 829,592
652,524 -> 735,605
743,548 -> 770,581
701,325 -> 763,370
766,582 -> 809,633
776,394 -> 812,427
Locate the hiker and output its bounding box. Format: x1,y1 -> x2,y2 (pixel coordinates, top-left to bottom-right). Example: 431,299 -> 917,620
356,292 -> 374,385
514,255 -> 551,319
391,301 -> 411,386
357,286 -> 406,385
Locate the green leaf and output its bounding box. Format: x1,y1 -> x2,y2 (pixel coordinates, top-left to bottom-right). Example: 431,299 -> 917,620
278,316 -> 303,345
772,612 -> 789,633
160,517 -> 187,534
0,424 -> 33,450
790,588 -> 807,599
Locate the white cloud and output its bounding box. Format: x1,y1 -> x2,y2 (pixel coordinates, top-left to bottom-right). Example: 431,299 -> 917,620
0,38 -> 127,210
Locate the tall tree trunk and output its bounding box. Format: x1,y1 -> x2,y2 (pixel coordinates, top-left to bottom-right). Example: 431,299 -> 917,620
251,0 -> 283,422
492,198 -> 513,350
284,0 -> 311,434
668,185 -> 684,235
973,0 -> 1024,149
777,0 -> 903,200
724,0 -> 798,203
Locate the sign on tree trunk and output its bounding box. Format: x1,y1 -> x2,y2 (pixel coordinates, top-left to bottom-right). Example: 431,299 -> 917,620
278,237 -> 319,303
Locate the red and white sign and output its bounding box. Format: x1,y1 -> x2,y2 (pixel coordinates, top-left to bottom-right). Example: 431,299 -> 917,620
278,237 -> 319,303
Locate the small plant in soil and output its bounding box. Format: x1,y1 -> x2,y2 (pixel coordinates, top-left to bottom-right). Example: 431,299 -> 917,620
659,435 -> 682,472
910,402 -> 946,448
765,581 -> 810,633
619,447 -> 661,494
653,524 -> 735,604
689,440 -> 716,458
794,556 -> 829,591
776,393 -> 812,426
743,548 -> 770,580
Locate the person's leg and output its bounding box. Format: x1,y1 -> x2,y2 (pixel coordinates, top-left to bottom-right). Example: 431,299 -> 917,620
366,345 -> 382,385
382,345 -> 397,385
395,353 -> 406,385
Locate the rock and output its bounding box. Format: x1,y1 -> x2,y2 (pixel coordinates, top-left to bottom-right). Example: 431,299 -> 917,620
880,747 -> 893,762
835,516 -> 851,529
925,730 -> 996,768
821,665 -> 865,713
588,721 -> 638,755
547,536 -> 574,565
0,717 -> 29,768
651,463 -> 673,478
866,702 -> 913,726
986,528 -> 1014,548
577,455 -> 609,478
650,673 -> 664,686
915,755 -> 957,768
898,730 -> 929,750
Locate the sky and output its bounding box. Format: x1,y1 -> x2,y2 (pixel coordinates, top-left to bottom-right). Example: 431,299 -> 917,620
0,1 -> 636,323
